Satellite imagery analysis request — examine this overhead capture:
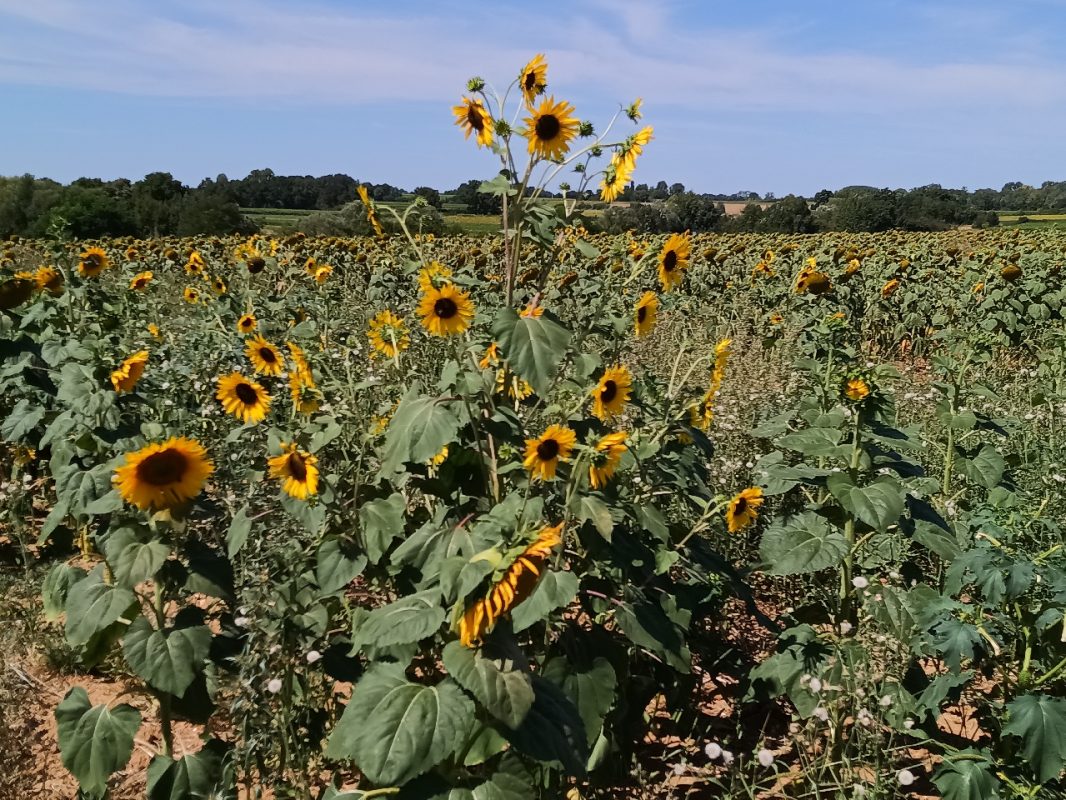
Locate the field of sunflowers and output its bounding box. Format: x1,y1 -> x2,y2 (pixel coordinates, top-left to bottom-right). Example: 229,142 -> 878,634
4,56 -> 1066,800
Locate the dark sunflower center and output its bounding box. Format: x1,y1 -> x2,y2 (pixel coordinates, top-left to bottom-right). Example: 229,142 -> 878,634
241,319 -> 253,329
734,497 -> 748,514
136,449 -> 188,486
259,348 -> 277,364
600,380 -> 618,403
536,438 -> 560,461
467,107 -> 484,131
663,250 -> 678,272
434,297 -> 458,319
87,254 -> 102,267
235,382 -> 259,405
637,306 -> 647,323
248,257 -> 265,273
524,71 -> 537,92
535,113 -> 561,141
288,452 -> 307,481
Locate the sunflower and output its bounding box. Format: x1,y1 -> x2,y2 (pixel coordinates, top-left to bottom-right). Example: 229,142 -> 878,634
111,350 -> 149,393
452,97 -> 494,148
600,158 -> 633,203
1001,263 -> 1022,282
524,96 -> 579,161
35,266 -> 64,295
268,442 -> 319,500
148,323 -> 162,340
313,265 -> 333,285
125,246 -> 139,261
286,341 -> 310,374
217,372 -> 271,423
657,233 -> 691,291
246,335 -> 285,376
304,256 -> 317,275
357,185 -> 386,239
289,368 -> 322,416
518,53 -> 548,106
616,125 -> 654,172
634,291 -> 658,337
589,432 -> 628,490
523,424 -> 576,481
185,253 -> 205,276
247,255 -> 266,274
418,283 -> 474,336
367,310 -> 410,359
725,487 -> 764,533
845,377 -> 871,402
0,278 -> 35,310
183,287 -> 200,304
796,271 -> 832,295
591,365 -> 632,421
129,271 -> 153,291
237,313 -> 257,334
211,276 -> 227,295
458,523 -> 562,647
78,246 -> 109,278
114,437 -> 213,511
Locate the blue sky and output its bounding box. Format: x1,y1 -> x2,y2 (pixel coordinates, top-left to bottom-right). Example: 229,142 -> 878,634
1,0 -> 1065,196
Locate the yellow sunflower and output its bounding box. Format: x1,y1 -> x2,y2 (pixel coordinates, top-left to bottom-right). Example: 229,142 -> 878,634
148,323 -> 162,340
110,350 -> 149,394
78,246 -> 109,278
245,335 -> 285,376
289,368 -> 321,416
591,365 -> 632,422
268,442 -> 319,500
518,53 -> 548,106
367,310 -> 410,359
185,252 -> 205,276
600,158 -> 633,203
35,266 -> 64,296
881,278 -> 900,298
523,424 -> 576,481
304,256 -> 318,275
589,432 -> 628,490
524,96 -> 579,161
129,271 -> 153,291
725,487 -> 764,533
114,437 -> 213,511
845,377 -> 871,402
183,287 -> 200,304
217,372 -> 271,424
237,313 -> 257,334
452,97 -> 494,148
634,291 -> 658,337
616,125 -> 654,172
313,265 -> 333,284
211,276 -> 227,295
657,232 -> 691,291
418,283 -> 474,336
357,185 -> 386,239
458,523 -> 562,647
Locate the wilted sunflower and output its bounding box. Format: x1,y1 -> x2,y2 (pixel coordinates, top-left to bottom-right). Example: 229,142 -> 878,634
0,277 -> 35,310
245,335 -> 285,376
591,365 -> 632,421
524,96 -> 579,161
78,246 -> 109,278
183,287 -> 200,304
519,53 -> 548,106
237,313 -> 257,334
367,310 -> 410,359
523,424 -> 576,481
129,271 -> 153,291
268,442 -> 319,500
589,432 -> 628,490
458,523 -> 562,647
246,255 -> 266,274
114,437 -> 213,510
725,487 -> 764,533
357,185 -> 385,239
217,372 -> 271,423
452,97 -> 494,148
418,283 -> 474,336
881,278 -> 900,298
110,350 -> 148,393
1001,263 -> 1022,282
844,377 -> 871,402
657,232 -> 691,291
34,266 -> 64,296
634,291 -> 659,337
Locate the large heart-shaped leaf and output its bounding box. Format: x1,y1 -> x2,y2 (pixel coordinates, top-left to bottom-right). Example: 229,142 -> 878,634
826,474 -> 905,532
933,756 -> 1002,800
1003,694 -> 1066,783
511,570 -> 579,633
442,640 -> 534,728
353,590 -> 445,650
122,617 -> 212,697
55,687 -> 142,798
381,387 -> 460,473
105,527 -> 170,587
316,536 -> 368,594
491,307 -> 571,394
501,674 -> 588,775
360,492 -> 406,563
65,568 -> 138,647
760,512 -> 847,575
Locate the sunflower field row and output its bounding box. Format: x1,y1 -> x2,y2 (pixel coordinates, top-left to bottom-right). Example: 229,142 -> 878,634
2,55 -> 1066,800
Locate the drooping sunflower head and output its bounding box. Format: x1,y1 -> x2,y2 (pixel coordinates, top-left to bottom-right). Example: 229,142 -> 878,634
417,283 -> 475,337
268,442 -> 319,500
245,335 -> 285,376
217,372 -> 271,424
367,310 -> 410,359
600,158 -> 633,203
518,53 -> 548,106
589,431 -> 628,490
35,266 -> 64,296
129,271 -> 153,291
523,424 -> 576,482
114,437 -> 213,511
452,97 -> 494,148
657,232 -> 692,291
110,350 -> 149,394
524,96 -> 579,161
616,125 -> 654,172
726,487 -> 764,533
289,367 -> 321,416
634,291 -> 659,337
357,185 -> 386,238
237,313 -> 257,334
0,278 -> 35,310
78,246 -> 109,278
591,365 -> 633,421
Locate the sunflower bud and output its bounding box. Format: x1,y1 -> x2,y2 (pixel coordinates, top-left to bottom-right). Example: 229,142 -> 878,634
493,119 -> 512,137
466,77 -> 485,92
578,121 -> 595,137
558,182 -> 571,193
625,98 -> 643,121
